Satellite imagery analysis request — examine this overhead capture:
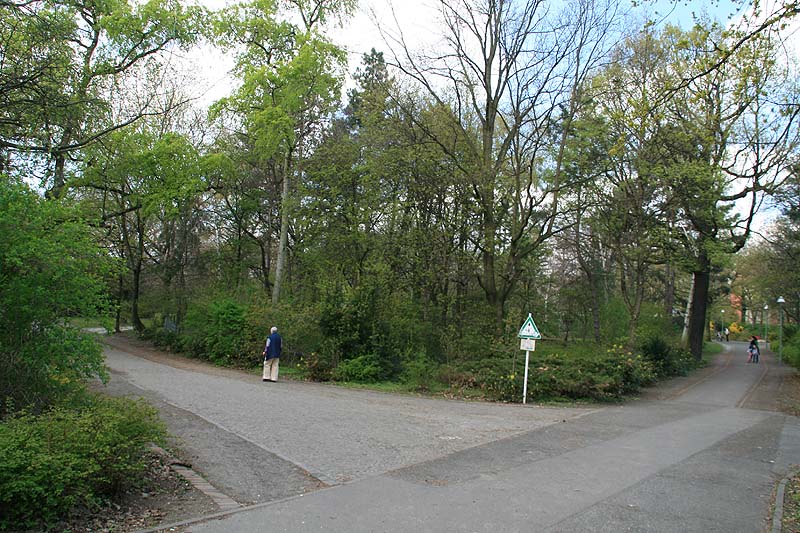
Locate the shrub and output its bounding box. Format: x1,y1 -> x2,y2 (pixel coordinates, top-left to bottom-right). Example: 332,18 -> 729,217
781,325 -> 800,368
1,326 -> 107,419
402,353 -> 439,391
462,344 -> 657,402
0,395 -> 166,530
300,349 -> 334,381
332,353 -> 384,382
181,299 -> 251,366
639,335 -> 696,378
142,327 -> 182,353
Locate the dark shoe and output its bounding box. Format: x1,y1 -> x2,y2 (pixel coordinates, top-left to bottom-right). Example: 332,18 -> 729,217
262,378 -> 268,382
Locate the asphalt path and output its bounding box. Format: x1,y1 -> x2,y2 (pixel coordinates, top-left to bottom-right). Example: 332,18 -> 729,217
99,338 -> 800,532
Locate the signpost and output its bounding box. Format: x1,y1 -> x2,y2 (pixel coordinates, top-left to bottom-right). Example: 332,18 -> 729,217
518,313 -> 541,404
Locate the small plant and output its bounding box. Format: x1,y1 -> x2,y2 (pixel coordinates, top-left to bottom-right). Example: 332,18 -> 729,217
0,396 -> 166,530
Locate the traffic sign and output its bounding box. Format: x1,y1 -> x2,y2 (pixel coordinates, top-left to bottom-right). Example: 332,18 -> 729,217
518,314 -> 541,339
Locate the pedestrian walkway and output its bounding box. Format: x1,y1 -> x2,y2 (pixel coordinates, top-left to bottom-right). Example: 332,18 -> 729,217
100,338 -> 800,533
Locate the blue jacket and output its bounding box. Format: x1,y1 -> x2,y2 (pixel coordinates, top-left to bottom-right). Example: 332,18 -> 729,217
265,332 -> 282,359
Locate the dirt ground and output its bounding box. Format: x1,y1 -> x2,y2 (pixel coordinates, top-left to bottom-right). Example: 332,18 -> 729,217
53,453 -> 217,533
779,374 -> 800,533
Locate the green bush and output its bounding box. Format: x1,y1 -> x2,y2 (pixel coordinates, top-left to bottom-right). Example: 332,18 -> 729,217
780,325 -> 800,368
1,326 -> 107,419
300,349 -> 334,381
0,395 -> 166,530
401,353 -> 439,391
462,344 -> 657,402
332,353 -> 384,382
525,345 -> 656,401
181,299 -> 251,365
142,327 -> 182,352
639,335 -> 696,377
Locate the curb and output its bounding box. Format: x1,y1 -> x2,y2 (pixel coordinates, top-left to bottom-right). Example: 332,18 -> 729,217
149,445 -> 241,511
773,467 -> 800,533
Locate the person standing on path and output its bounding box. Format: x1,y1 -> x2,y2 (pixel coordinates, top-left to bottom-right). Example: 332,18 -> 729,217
263,326 -> 282,382
748,335 -> 760,363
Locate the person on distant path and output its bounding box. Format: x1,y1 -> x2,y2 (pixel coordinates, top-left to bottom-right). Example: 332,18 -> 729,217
262,326 -> 282,382
747,335 -> 760,364
724,327 -> 730,342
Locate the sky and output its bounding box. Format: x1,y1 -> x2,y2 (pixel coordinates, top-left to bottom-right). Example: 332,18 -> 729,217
186,0 -> 754,105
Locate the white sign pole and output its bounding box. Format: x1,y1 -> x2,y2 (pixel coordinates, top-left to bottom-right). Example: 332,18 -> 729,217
522,340 -> 535,404
523,350 -> 529,404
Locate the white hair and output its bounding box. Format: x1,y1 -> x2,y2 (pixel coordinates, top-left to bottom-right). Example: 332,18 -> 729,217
270,326 -> 278,334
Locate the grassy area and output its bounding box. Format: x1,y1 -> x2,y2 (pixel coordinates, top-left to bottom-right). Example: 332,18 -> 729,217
782,472 -> 800,532
703,341 -> 724,356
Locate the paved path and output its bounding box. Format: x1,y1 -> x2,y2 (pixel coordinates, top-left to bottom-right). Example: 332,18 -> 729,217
100,339 -> 800,532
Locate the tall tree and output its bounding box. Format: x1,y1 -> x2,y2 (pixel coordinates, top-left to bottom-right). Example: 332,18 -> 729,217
381,0 -> 622,331
78,128 -> 205,331
658,25 -> 799,358
0,0 -> 203,196
212,0 -> 354,304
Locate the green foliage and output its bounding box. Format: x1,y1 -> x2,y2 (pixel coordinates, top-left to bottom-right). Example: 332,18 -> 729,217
0,0 -> 205,190
633,306 -> 696,378
638,335 -> 696,377
780,325 -> 800,368
454,343 -> 657,403
181,299 -> 252,365
0,176 -> 112,417
332,353 -> 384,382
600,297 -> 630,342
0,396 -> 166,530
401,353 -> 439,392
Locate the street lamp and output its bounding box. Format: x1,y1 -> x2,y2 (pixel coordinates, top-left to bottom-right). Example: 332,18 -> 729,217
721,309 -> 726,341
763,304 -> 769,349
778,296 -> 786,365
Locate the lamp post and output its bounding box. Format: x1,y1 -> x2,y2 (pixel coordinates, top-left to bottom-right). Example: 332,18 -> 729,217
721,309 -> 726,341
763,304 -> 769,349
777,296 -> 786,365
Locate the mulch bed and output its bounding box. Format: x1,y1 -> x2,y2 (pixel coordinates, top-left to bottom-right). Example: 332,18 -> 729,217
52,453 -> 218,533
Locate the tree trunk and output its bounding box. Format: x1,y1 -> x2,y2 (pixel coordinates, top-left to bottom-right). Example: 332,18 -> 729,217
130,264 -> 145,332
49,152 -> 67,199
272,155 -> 291,304
590,275 -> 602,343
115,276 -> 123,333
688,262 -> 711,361
681,276 -> 695,346
664,262 -> 675,322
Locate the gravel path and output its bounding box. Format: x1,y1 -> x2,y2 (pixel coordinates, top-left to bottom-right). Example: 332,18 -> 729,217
99,336 -> 593,491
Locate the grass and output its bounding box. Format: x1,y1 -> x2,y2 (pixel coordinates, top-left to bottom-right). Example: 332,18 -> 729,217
702,341 -> 724,356
781,472 -> 800,532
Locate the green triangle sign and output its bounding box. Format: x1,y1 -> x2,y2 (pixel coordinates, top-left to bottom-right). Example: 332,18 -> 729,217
518,314 -> 541,339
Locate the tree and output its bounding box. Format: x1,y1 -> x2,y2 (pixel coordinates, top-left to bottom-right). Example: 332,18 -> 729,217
0,175 -> 113,417
380,0 -> 622,332
77,128 -> 205,331
212,0 -> 354,304
659,25 -> 799,359
0,0 -> 203,196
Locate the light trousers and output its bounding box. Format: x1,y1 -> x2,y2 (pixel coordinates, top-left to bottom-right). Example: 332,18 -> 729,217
263,358 -> 280,381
